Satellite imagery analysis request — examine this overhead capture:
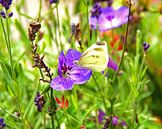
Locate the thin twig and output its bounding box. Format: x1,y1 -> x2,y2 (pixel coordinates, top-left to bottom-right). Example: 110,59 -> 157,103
112,0 -> 132,83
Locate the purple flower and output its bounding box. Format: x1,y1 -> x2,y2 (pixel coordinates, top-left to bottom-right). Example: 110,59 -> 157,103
0,0 -> 12,10
90,5 -> 129,31
108,58 -> 118,71
91,3 -> 102,19
93,0 -> 113,7
49,0 -> 58,4
98,109 -> 106,124
34,92 -> 46,112
0,118 -> 5,129
112,116 -> 119,125
121,121 -> 127,126
0,11 -> 13,19
0,11 -> 6,18
102,58 -> 118,76
112,116 -> 127,127
51,49 -> 92,91
143,42 -> 150,52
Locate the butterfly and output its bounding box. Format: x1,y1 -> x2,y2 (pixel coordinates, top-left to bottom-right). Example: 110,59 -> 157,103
78,41 -> 109,72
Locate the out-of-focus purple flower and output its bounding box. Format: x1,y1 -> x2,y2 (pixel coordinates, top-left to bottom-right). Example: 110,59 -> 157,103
90,5 -> 129,31
0,118 -> 5,129
112,116 -> 119,125
108,58 -> 118,71
49,0 -> 58,4
0,0 -> 13,10
143,42 -> 150,52
34,92 -> 46,112
112,116 -> 127,127
0,11 -> 6,18
102,57 -> 118,77
8,12 -> 13,17
93,0 -> 113,7
98,109 -> 106,124
0,11 -> 13,18
51,49 -> 92,91
91,3 -> 102,19
121,121 -> 127,126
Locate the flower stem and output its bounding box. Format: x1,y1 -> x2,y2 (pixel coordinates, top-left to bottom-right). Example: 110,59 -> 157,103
50,88 -> 55,129
38,0 -> 42,19
92,75 -> 107,112
86,0 -> 90,45
112,1 -> 132,83
6,14 -> 14,78
56,2 -> 63,50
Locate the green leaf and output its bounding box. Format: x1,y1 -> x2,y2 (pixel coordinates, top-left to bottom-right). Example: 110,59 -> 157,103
71,87 -> 79,111
82,104 -> 97,120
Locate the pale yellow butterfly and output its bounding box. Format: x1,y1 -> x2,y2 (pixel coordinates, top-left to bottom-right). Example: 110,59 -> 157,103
78,41 -> 109,72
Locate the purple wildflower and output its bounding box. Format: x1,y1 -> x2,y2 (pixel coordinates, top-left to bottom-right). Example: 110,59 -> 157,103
0,118 -> 5,129
0,11 -> 6,18
98,109 -> 106,124
143,42 -> 150,52
8,12 -> 13,17
121,121 -> 127,126
91,3 -> 102,19
0,0 -> 12,10
90,5 -> 129,31
112,116 -> 119,125
34,92 -> 46,112
49,0 -> 58,4
51,49 -> 92,91
94,0 -> 113,6
112,116 -> 127,127
108,58 -> 118,71
0,11 -> 13,18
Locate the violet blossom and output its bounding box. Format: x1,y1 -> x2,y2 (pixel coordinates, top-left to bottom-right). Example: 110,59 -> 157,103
51,49 -> 92,91
98,109 -> 106,124
0,118 -> 5,129
0,0 -> 12,10
108,57 -> 118,71
49,0 -> 58,4
112,116 -> 127,127
0,0 -> 13,18
90,3 -> 129,31
34,92 -> 46,112
143,42 -> 150,52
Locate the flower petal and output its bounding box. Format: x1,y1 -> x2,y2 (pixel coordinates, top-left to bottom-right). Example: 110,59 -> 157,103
58,51 -> 66,76
108,58 -> 118,71
98,109 -> 106,124
112,116 -> 119,125
89,6 -> 129,31
66,49 -> 81,66
121,121 -> 127,126
51,76 -> 74,91
69,66 -> 92,84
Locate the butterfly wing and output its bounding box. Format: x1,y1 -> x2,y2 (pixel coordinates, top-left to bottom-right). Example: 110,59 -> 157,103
78,41 -> 109,72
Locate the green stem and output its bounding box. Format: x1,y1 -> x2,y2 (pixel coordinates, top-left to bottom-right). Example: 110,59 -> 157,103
51,7 -> 60,53
92,75 -> 107,112
132,98 -> 137,128
38,0 -> 42,19
86,0 -> 90,45
112,1 -> 132,83
0,17 -> 9,50
50,88 -> 55,129
0,105 -> 20,119
6,14 -> 14,78
56,3 -> 63,50
1,14 -> 29,128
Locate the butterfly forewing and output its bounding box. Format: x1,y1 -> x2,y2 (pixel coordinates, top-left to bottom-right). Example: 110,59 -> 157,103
78,41 -> 109,72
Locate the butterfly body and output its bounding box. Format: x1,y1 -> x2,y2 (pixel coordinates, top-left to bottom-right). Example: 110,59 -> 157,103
78,41 -> 109,72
